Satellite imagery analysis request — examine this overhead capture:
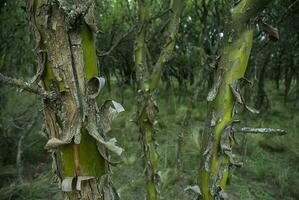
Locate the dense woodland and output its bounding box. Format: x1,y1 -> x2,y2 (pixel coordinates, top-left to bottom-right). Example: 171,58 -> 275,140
0,0 -> 298,200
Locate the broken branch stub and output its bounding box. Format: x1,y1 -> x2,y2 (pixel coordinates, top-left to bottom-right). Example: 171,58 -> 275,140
238,127 -> 286,135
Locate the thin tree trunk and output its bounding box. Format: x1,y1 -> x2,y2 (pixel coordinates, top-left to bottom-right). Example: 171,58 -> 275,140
198,1 -> 273,199
135,0 -> 182,199
176,108 -> 192,172
16,115 -> 37,183
255,52 -> 271,109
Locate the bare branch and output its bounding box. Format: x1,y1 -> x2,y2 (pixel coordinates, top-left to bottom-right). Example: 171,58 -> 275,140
16,113 -> 38,183
237,127 -> 286,136
0,72 -> 54,99
97,27 -> 136,57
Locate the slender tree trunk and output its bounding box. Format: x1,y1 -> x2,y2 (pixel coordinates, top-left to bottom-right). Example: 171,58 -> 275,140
198,1 -> 273,199
134,0 -> 182,199
176,108 -> 192,172
255,53 -> 271,109
26,1 -> 122,199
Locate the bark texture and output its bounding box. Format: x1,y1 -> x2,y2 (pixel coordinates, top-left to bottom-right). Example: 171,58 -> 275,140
134,0 -> 182,199
198,1 -> 273,199
27,0 -> 122,199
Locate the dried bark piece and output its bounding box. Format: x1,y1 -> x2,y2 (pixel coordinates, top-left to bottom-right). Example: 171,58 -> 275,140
207,71 -> 223,102
87,77 -> 105,99
99,100 -> 125,134
184,185 -> 201,195
260,22 -> 279,41
45,137 -> 67,149
61,177 -> 74,192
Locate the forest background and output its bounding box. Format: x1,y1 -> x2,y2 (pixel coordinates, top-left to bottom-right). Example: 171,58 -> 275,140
0,0 -> 298,199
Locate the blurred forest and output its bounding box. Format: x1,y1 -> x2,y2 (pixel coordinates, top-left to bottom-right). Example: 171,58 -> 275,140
0,0 -> 298,200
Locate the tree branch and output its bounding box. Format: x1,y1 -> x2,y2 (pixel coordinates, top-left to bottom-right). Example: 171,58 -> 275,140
97,26 -> 136,57
237,127 -> 286,135
0,72 -> 54,99
148,0 -> 183,89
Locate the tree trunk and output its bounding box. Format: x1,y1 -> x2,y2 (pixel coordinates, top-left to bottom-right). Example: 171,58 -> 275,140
198,1 -> 273,199
27,1 -> 122,199
134,0 -> 182,199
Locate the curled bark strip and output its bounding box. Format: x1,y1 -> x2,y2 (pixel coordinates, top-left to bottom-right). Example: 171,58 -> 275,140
96,143 -> 120,166
184,185 -> 201,195
99,100 -> 125,134
229,84 -> 243,104
87,77 -> 105,98
245,105 -> 260,114
45,137 -> 68,149
207,71 -> 223,102
61,176 -> 96,192
61,177 -> 74,192
86,120 -> 124,156
221,126 -> 242,168
259,22 -> 279,41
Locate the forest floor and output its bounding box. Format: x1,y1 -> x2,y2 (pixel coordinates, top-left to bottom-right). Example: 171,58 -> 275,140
109,84 -> 299,200
0,82 -> 298,200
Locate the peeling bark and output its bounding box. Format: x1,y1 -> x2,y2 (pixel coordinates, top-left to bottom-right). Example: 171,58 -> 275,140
197,1 -> 274,199
134,0 -> 182,199
27,0 -> 122,199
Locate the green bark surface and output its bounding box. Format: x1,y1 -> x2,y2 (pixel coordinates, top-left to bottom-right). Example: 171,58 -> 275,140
135,0 -> 182,199
198,0 -> 273,199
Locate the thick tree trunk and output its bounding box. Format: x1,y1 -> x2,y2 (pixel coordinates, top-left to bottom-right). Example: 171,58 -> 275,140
198,1 -> 272,199
134,0 -> 182,199
27,1 -> 122,199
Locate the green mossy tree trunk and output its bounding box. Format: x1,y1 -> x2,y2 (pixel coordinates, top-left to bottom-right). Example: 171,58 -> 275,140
27,0 -> 121,199
198,1 -> 273,199
134,0 -> 182,199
